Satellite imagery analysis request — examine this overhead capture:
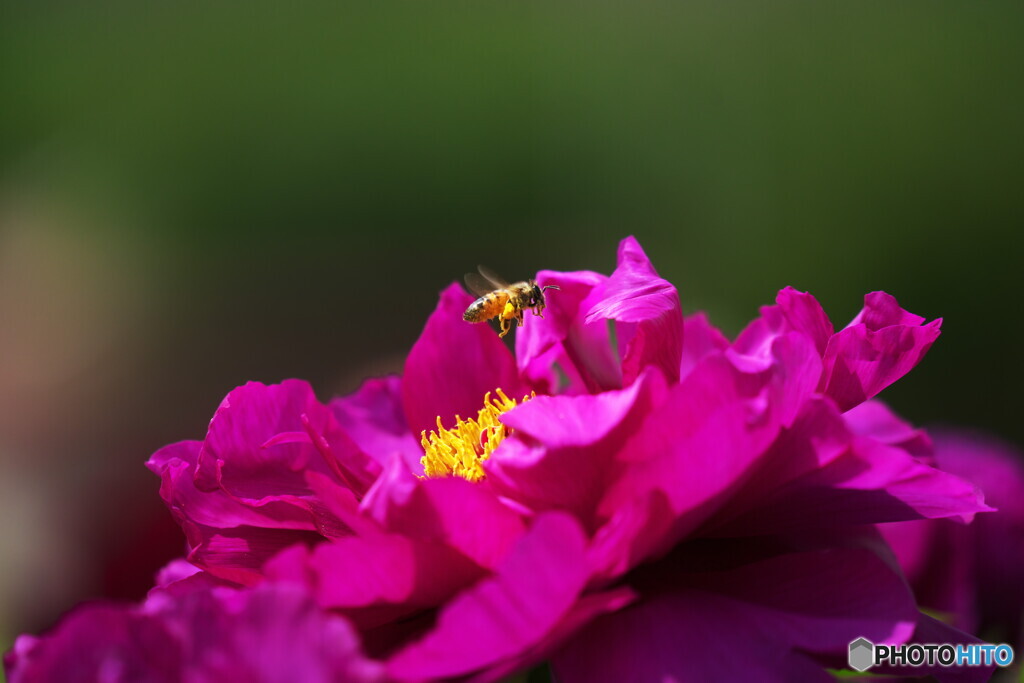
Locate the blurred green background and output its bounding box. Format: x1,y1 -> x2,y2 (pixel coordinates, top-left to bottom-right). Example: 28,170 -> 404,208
1,0 -> 1022,661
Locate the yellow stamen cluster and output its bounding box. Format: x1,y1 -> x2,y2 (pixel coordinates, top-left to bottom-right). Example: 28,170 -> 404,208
420,388 -> 532,482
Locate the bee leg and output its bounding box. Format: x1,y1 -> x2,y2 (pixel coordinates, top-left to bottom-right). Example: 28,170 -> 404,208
498,318 -> 511,338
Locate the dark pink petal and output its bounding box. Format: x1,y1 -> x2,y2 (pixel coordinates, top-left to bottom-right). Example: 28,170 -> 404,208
554,546 -> 917,683
149,441 -> 319,532
732,287 -> 832,364
774,287 -> 834,354
485,367 -> 667,530
194,380 -> 340,500
5,605 -> 182,683
515,269 -> 620,394
867,612 -> 995,683
599,333 -> 819,544
157,584 -> 384,683
387,513 -> 589,682
330,375 -> 422,474
715,434 -> 991,536
699,396 -> 853,536
402,283 -> 529,437
464,587 -> 636,683
821,292 -> 942,411
360,456 -> 527,570
585,236 -> 684,385
299,409 -> 381,497
844,399 -> 933,457
882,430 -> 1024,641
678,311 -> 729,382
153,559 -> 202,587
185,525 -> 325,585
263,533 -> 484,619
852,290 -> 927,329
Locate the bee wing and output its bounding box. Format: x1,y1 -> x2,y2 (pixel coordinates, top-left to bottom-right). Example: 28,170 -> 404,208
476,265 -> 510,288
465,265 -> 510,296
464,271 -> 498,297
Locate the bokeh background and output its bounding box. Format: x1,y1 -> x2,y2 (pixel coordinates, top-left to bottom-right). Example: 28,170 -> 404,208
1,0 -> 1022,665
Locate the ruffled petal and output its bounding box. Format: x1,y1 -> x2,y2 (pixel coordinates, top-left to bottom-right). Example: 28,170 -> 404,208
5,583 -> 382,683
713,431 -> 992,536
263,534 -> 484,625
360,456 -> 527,570
844,399 -> 933,457
585,236 -> 684,385
387,513 -> 589,682
821,292 -> 942,411
486,367 -> 667,530
555,545 -> 917,683
515,269 -> 620,394
4,605 -> 182,683
679,311 -> 729,382
330,375 -> 422,474
194,380 -> 364,503
598,332 -> 820,555
402,283 -> 529,437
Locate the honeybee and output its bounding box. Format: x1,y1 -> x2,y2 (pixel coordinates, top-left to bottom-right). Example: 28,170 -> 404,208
462,265 -> 559,338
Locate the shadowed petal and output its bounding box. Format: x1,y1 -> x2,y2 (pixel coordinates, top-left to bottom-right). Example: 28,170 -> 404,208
387,513 -> 589,682
554,547 -> 917,683
714,434 -> 991,536
330,375 -> 422,474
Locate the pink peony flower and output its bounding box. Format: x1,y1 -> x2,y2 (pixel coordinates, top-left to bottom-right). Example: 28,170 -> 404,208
4,560 -> 383,683
876,428 -> 1024,646
5,236 -> 997,682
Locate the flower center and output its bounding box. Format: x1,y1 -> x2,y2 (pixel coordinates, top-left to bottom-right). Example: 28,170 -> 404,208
420,388 -> 532,482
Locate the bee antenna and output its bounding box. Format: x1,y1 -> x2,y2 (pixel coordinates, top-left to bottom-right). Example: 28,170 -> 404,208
541,285 -> 561,293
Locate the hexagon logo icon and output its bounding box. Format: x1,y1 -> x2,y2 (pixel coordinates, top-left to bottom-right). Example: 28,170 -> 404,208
848,637 -> 875,672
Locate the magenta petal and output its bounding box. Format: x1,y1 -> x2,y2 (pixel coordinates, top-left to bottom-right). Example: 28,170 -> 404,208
774,287 -> 834,354
852,290 -> 927,329
486,367 -> 667,528
264,533 -> 484,616
679,312 -> 729,382
387,513 -> 589,681
717,435 -> 992,536
868,612 -> 995,683
4,605 -> 182,683
194,380 -> 339,501
186,525 -> 324,585
360,457 -> 526,570
585,236 -> 684,385
402,283 -> 529,437
601,333 -> 818,526
821,292 -> 942,411
330,375 -> 423,474
463,587 -> 637,683
149,441 -> 319,532
844,399 -> 933,457
701,396 -> 853,535
554,547 -> 916,683
731,287 -> 832,363
515,268 -> 621,394
159,583 -> 383,683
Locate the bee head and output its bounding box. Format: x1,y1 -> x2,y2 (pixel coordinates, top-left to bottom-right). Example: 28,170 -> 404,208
529,280 -> 560,307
